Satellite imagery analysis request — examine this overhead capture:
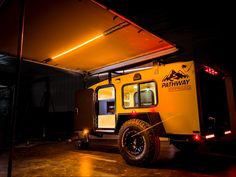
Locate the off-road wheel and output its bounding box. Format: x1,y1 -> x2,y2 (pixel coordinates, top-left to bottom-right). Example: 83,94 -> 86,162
118,119 -> 160,166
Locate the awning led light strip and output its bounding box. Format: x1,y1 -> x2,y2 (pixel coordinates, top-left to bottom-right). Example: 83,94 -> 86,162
51,22 -> 129,60
51,34 -> 104,59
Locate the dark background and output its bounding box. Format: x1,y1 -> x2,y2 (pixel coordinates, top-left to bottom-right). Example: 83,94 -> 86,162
96,0 -> 234,76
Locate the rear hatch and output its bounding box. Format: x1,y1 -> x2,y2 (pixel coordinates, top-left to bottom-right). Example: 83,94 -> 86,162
197,64 -> 231,138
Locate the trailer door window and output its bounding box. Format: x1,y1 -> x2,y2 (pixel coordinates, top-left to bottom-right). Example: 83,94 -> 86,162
98,86 -> 115,114
97,86 -> 116,128
123,81 -> 157,108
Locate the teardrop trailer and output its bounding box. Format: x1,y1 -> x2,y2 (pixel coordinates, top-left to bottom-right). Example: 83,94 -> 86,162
74,60 -> 234,166
0,0 -> 234,168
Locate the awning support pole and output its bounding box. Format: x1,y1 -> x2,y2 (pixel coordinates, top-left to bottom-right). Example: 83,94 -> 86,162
108,72 -> 112,84
7,0 -> 25,176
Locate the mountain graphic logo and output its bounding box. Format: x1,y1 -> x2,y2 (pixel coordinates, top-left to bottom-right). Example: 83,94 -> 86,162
162,70 -> 189,82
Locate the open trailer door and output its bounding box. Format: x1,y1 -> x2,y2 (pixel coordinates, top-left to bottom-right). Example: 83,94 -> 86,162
74,89 -> 96,132
75,86 -> 117,134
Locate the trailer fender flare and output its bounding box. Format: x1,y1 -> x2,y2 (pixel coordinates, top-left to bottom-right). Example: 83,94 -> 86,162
115,112 -> 166,136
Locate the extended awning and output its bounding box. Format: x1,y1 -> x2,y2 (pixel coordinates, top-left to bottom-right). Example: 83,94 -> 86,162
0,0 -> 177,75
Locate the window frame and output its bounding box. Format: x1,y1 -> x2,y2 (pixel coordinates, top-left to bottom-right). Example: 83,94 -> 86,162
122,80 -> 158,109
95,84 -> 116,115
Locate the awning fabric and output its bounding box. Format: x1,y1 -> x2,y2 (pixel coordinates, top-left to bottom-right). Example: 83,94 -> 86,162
0,0 -> 177,74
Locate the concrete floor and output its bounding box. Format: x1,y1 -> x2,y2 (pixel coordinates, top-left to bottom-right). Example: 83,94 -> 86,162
0,139 -> 236,177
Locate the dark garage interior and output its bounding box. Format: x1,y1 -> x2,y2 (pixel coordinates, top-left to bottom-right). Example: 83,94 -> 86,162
1,1 -> 236,177
0,56 -> 85,149
0,0 -> 235,160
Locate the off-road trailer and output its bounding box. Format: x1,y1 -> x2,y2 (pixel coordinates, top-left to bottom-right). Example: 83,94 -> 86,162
74,60 -> 234,166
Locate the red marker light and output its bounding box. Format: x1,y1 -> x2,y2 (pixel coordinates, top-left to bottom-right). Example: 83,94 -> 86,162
131,110 -> 137,116
150,107 -> 156,112
193,134 -> 201,141
203,65 -> 218,76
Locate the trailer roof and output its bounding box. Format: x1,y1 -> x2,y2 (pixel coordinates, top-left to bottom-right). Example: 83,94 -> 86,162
0,0 -> 177,75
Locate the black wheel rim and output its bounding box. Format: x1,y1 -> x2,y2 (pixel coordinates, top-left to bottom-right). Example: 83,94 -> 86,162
123,129 -> 145,156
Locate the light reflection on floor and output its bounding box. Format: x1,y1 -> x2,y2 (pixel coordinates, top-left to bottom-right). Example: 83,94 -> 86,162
0,140 -> 236,177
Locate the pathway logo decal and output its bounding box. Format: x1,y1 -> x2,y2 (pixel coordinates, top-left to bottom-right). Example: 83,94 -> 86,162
162,64 -> 192,92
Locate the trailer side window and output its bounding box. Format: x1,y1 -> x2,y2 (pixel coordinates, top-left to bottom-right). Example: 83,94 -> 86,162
140,82 -> 156,106
134,90 -> 154,106
123,84 -> 138,108
123,81 -> 157,108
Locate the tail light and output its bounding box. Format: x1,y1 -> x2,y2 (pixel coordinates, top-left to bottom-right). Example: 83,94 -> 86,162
193,134 -> 201,142
205,134 -> 215,139
203,65 -> 218,76
224,130 -> 231,135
